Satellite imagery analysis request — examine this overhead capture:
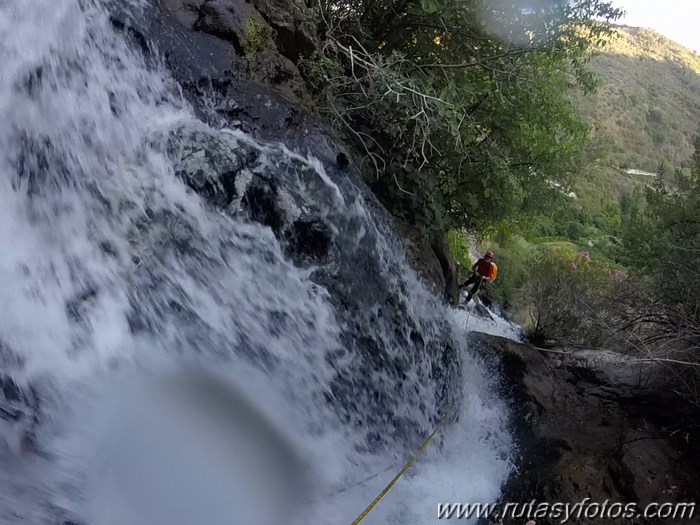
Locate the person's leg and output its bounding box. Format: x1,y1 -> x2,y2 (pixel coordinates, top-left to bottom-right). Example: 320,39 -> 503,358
459,274 -> 476,304
465,276 -> 483,303
461,273 -> 476,289
470,277 -> 483,296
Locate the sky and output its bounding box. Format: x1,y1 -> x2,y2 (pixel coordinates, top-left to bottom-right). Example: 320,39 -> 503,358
613,0 -> 700,52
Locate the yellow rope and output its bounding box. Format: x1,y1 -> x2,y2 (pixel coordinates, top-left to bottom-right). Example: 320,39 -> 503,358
350,410 -> 453,525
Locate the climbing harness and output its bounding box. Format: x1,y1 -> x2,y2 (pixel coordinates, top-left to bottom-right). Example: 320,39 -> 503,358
349,409 -> 454,525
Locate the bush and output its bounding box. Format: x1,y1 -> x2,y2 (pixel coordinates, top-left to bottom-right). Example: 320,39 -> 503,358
566,220 -> 586,240
646,106 -> 664,124
519,248 -> 624,346
483,237 -> 535,311
242,19 -> 269,57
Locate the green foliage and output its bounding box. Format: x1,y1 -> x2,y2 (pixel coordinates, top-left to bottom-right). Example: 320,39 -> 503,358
302,0 -> 623,231
447,229 -> 472,269
482,236 -> 535,310
623,134 -> 700,312
566,220 -> 586,240
509,162 -> 650,268
521,248 -> 623,345
612,132 -> 700,400
242,19 -> 269,57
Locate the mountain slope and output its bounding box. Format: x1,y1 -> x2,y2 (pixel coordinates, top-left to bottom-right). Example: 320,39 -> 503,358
573,26 -> 700,171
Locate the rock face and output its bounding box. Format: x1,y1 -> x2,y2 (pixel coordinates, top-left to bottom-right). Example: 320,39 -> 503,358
472,333 -> 700,525
147,0 -> 457,296
156,0 -> 311,103
390,220 -> 460,302
163,116 -> 461,448
110,0 -> 456,298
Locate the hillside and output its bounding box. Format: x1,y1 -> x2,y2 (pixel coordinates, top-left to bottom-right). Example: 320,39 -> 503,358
573,26 -> 700,171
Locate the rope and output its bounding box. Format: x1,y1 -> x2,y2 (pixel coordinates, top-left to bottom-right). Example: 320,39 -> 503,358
349,409 -> 453,525
458,289 -> 474,330
330,463 -> 398,496
464,303 -> 474,330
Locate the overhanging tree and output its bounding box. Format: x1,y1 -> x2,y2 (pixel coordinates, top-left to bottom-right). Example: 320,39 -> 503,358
302,0 -> 623,230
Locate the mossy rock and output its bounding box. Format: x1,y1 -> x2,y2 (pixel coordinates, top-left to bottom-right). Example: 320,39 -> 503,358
243,18 -> 270,57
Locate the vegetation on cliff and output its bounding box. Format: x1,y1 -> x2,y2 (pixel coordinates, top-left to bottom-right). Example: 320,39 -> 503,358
478,134 -> 700,403
300,0 -> 623,231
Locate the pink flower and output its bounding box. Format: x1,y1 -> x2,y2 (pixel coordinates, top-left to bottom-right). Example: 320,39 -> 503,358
569,262 -> 578,270
578,251 -> 591,260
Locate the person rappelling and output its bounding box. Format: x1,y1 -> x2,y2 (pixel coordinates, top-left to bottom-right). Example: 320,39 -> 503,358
459,250 -> 498,304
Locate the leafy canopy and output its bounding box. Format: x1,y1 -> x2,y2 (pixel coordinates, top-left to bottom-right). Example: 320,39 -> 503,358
303,0 -> 623,230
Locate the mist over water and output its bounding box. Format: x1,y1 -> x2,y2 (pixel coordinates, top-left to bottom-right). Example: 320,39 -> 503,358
0,1 -> 515,523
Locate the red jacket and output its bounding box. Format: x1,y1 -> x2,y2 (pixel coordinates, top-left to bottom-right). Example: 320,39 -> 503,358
473,258 -> 496,280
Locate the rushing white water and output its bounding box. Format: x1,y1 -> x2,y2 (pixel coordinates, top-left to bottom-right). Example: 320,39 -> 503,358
451,303 -> 525,342
0,1 -> 514,524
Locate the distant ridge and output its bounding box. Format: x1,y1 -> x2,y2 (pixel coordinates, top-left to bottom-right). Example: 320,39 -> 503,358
572,25 -> 700,171
606,25 -> 700,72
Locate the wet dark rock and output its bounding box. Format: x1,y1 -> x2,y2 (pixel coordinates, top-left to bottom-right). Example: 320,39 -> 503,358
248,47 -> 308,103
336,153 -> 349,168
172,128 -> 258,209
391,219 -> 448,297
12,134 -> 73,197
194,0 -> 266,52
248,0 -> 319,62
0,373 -> 41,440
242,179 -> 284,233
430,231 -> 459,304
110,16 -> 150,54
156,0 -> 311,104
0,376 -> 21,403
285,217 -> 332,264
99,241 -> 118,258
168,112 -> 459,445
111,2 -> 241,85
473,333 -> 700,525
159,0 -> 205,28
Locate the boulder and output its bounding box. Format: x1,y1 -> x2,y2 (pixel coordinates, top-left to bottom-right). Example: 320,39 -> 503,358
284,217 -> 333,264
248,0 -> 318,62
194,0 -> 267,51
171,127 -> 259,210
471,333 -> 700,525
158,0 -> 206,28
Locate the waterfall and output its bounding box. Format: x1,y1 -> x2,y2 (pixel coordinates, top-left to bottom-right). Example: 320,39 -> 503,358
0,1 -> 514,523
